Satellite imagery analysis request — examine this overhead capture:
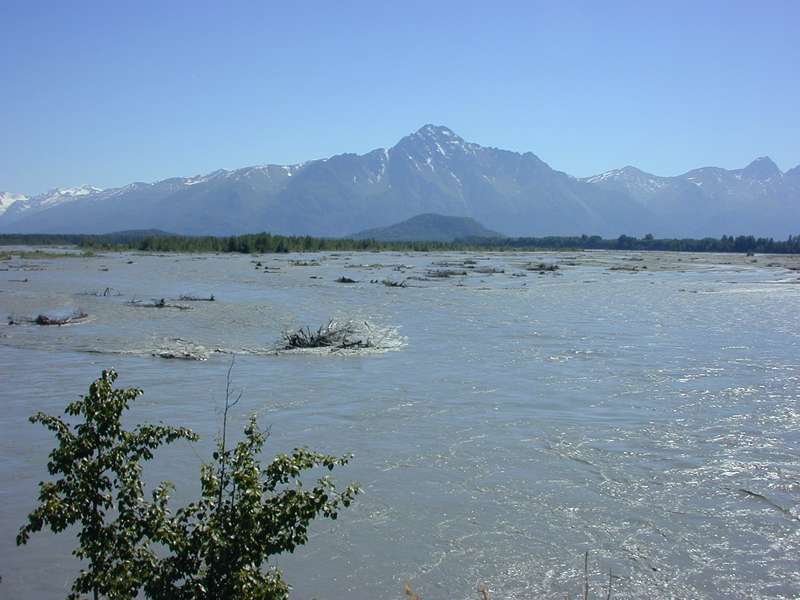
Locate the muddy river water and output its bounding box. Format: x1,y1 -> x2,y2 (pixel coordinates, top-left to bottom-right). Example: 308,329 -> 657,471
1,249 -> 798,599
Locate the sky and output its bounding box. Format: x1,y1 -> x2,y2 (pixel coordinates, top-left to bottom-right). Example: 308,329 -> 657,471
1,0 -> 799,195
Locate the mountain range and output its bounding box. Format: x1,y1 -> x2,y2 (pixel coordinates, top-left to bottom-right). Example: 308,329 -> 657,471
1,125 -> 797,238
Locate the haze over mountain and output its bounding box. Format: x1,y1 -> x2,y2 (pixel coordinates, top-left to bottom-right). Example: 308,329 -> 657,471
1,125 -> 797,238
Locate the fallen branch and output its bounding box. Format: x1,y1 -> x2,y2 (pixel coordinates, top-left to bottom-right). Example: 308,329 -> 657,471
381,278 -> 407,287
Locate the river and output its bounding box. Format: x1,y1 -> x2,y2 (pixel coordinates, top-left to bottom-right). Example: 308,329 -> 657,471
1,249 -> 798,599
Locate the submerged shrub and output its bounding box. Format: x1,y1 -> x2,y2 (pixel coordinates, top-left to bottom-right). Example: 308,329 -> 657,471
282,319 -> 374,350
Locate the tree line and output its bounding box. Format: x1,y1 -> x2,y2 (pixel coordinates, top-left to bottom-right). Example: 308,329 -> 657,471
459,233 -> 800,254
2,231 -> 799,254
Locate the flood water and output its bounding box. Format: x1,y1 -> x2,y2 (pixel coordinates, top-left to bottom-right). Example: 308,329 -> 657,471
1,249 -> 798,599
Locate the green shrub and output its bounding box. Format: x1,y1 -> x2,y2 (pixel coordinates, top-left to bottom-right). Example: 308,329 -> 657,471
18,369 -> 359,600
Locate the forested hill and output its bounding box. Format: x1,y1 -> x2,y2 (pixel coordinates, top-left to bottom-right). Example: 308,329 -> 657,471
352,213 -> 502,242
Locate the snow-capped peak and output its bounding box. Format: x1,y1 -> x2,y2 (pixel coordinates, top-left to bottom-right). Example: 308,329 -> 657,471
183,171 -> 227,186
3,185 -> 103,217
583,166 -> 669,195
584,166 -> 646,184
37,185 -> 103,207
0,191 -> 28,215
417,123 -> 455,136
57,185 -> 103,195
740,156 -> 781,180
584,168 -> 624,184
405,124 -> 480,160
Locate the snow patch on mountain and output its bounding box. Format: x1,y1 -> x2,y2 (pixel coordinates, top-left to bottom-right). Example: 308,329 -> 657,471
21,186 -> 102,211
40,186 -> 103,207
583,166 -> 668,195
0,192 -> 27,215
0,186 -> 103,225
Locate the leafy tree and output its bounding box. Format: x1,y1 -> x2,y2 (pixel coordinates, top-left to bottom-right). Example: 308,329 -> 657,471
16,370 -> 197,600
145,415 -> 360,600
18,369 -> 360,600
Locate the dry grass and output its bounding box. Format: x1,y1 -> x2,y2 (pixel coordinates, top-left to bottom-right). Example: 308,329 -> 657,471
401,552 -> 615,599
404,582 -> 492,600
404,582 -> 422,600
477,582 -> 491,599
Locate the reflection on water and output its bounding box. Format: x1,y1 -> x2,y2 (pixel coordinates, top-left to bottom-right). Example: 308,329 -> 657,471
1,249 -> 799,599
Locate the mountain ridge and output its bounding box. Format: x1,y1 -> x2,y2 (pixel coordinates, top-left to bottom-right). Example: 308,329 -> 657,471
2,125 -> 797,238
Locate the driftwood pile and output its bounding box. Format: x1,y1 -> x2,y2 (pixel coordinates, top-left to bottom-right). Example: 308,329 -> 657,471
378,279 -> 407,287
282,320 -> 374,350
426,269 -> 467,278
431,260 -> 467,267
525,262 -> 559,272
78,287 -> 122,297
34,312 -> 88,326
289,259 -> 321,267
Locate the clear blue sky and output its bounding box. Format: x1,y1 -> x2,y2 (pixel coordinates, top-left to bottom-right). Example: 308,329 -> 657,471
2,0 -> 798,195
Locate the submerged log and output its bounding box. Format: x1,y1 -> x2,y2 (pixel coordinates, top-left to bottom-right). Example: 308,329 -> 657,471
127,298 -> 192,310
178,294 -> 215,301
